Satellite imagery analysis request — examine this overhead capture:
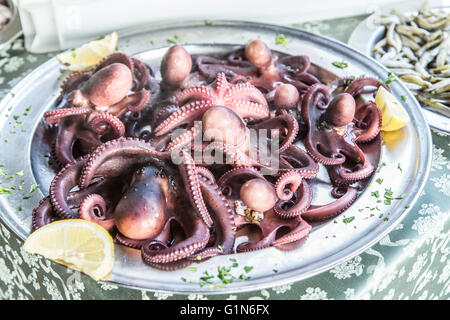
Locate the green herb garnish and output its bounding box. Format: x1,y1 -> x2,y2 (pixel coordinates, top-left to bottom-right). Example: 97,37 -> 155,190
275,33 -> 289,46
166,35 -> 179,45
385,72 -> 397,87
0,186 -> 12,195
332,61 -> 348,69
343,216 -> 355,224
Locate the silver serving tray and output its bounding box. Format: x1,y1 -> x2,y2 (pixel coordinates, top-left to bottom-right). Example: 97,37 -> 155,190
0,0 -> 22,49
0,21 -> 432,294
348,8 -> 450,133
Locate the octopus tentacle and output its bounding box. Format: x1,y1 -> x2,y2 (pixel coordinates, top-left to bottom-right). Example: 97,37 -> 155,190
192,170 -> 236,258
154,100 -> 214,136
94,52 -> 134,72
79,137 -> 168,188
225,82 -> 268,107
327,155 -> 374,186
272,217 -> 311,246
345,77 -> 389,97
78,194 -> 115,231
302,186 -> 358,221
166,124 -> 201,152
217,166 -> 264,189
301,83 -> 345,165
141,217 -> 209,264
226,99 -> 269,120
152,105 -> 179,128
251,113 -> 299,153
57,72 -> 92,103
279,145 -> 319,179
178,150 -> 214,227
108,90 -> 151,116
131,57 -> 150,91
273,180 -> 313,218
50,157 -> 87,219
32,197 -> 58,231
275,170 -> 303,201
354,102 -> 382,143
115,233 -> 148,249
88,113 -> 125,137
44,107 -> 92,125
174,86 -> 216,105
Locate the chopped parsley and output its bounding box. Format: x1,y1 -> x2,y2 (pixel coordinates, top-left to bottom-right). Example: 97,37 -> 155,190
244,266 -> 253,273
30,184 -> 39,193
383,188 -> 394,205
376,162 -> 387,173
385,72 -> 397,87
0,186 -> 12,195
401,95 -> 407,102
343,216 -> 355,224
204,19 -> 214,25
275,33 -> 289,46
166,35 -> 180,45
376,178 -> 383,184
332,61 -> 349,69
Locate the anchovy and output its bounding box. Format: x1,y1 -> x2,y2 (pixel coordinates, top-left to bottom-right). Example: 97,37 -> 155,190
373,4 -> 449,117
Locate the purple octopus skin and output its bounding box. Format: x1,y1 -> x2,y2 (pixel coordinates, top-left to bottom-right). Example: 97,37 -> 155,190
43,52 -> 152,166
31,41 -> 384,266
301,80 -> 382,185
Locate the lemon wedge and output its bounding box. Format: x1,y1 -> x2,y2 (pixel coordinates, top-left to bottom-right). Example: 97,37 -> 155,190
24,219 -> 114,281
56,32 -> 118,72
375,86 -> 411,131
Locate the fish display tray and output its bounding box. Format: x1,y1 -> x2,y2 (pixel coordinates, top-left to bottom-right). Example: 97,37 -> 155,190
348,7 -> 450,133
0,21 -> 432,294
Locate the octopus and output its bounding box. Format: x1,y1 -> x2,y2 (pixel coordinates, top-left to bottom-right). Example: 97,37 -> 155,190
301,78 -> 384,186
31,40 -> 383,266
43,52 -> 152,166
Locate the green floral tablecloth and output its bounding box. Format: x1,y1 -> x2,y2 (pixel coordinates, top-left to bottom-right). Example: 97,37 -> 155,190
0,15 -> 448,300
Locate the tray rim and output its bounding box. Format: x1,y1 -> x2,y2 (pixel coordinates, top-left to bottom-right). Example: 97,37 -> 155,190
0,19 -> 432,295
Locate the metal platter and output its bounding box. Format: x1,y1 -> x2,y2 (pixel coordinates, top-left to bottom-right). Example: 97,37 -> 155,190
0,21 -> 432,294
348,8 -> 450,133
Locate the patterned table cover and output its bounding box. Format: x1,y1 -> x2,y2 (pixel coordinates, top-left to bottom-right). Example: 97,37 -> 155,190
0,15 -> 448,300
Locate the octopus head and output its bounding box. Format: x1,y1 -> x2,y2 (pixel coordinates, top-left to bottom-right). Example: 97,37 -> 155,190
245,40 -> 272,69
240,178 -> 277,212
322,93 -> 356,128
114,166 -> 168,240
160,45 -> 192,88
202,105 -> 248,147
274,84 -> 300,109
69,63 -> 133,109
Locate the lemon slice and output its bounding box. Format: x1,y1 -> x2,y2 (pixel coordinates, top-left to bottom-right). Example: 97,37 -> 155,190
24,219 -> 114,281
375,86 -> 411,131
56,32 -> 118,72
